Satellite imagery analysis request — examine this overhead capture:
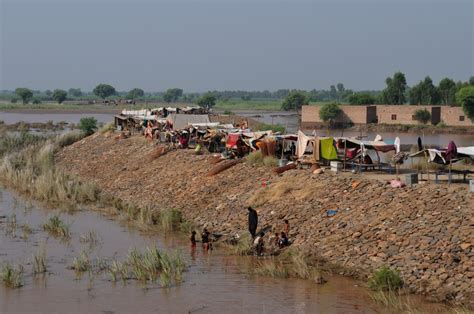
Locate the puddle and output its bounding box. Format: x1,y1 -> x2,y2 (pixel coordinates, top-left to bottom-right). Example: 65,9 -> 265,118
0,187 -> 452,313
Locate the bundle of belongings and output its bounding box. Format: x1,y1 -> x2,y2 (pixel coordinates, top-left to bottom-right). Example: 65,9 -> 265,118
409,141 -> 474,165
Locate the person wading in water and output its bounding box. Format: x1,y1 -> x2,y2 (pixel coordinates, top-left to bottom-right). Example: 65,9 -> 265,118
248,207 -> 258,239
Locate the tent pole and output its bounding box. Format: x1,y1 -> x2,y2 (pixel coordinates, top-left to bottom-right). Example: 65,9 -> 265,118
343,139 -> 347,172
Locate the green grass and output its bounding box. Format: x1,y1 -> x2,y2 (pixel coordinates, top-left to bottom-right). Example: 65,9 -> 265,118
160,208 -> 183,232
214,100 -> 283,111
0,263 -> 24,288
368,266 -> 403,291
0,102 -> 126,111
99,121 -> 115,134
254,123 -> 286,133
42,215 -> 71,240
224,233 -> 253,256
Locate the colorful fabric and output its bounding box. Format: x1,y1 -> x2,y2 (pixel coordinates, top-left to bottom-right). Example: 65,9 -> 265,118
320,138 -> 337,160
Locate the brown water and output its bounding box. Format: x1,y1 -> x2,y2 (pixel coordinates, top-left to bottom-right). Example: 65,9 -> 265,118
0,188 -> 455,314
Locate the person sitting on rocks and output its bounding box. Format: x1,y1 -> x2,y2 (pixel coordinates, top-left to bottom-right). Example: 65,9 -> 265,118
278,232 -> 289,248
253,232 -> 265,256
272,232 -> 280,247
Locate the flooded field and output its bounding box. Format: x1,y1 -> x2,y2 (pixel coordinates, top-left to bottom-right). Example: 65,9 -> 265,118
0,187 -> 455,314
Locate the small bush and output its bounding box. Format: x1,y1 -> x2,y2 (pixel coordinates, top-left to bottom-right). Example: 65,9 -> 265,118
246,150 -> 264,166
263,156 -> 278,167
56,131 -> 84,148
0,263 -> 24,288
78,117 -> 98,136
223,109 -> 234,115
99,121 -> 115,134
11,98 -> 18,104
413,109 -> 431,124
368,266 -> 403,291
42,215 -> 71,240
32,98 -> 41,104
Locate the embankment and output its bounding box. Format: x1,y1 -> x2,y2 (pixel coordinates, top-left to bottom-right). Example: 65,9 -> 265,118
55,133 -> 474,308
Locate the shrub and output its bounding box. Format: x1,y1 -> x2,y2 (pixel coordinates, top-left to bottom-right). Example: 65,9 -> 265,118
99,121 -> 115,134
223,110 -> 234,115
246,150 -> 264,166
32,98 -> 41,104
0,263 -> 24,288
11,98 -> 18,104
368,266 -> 403,291
281,91 -> 309,111
319,103 -> 341,123
456,86 -> 474,121
78,117 -> 98,136
263,156 -> 278,167
413,109 -> 431,124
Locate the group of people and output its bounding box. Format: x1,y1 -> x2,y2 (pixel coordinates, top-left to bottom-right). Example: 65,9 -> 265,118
188,207 -> 291,256
249,207 -> 291,256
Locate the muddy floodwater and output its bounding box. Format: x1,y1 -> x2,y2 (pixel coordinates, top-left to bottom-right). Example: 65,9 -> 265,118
0,187 -> 455,313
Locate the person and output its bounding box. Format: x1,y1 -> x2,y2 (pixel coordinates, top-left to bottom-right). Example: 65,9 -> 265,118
278,232 -> 289,248
201,228 -> 210,251
254,232 -> 265,256
247,207 -> 258,239
273,232 -> 280,247
190,230 -> 197,249
284,219 -> 290,235
290,142 -> 296,156
144,122 -> 153,142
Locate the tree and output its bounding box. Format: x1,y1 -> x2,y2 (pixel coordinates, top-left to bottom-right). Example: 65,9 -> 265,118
381,72 -> 407,104
348,92 -> 376,105
197,92 -> 216,109
438,78 -> 456,105
45,90 -> 52,97
127,88 -> 144,100
469,76 -> 474,85
409,76 -> 440,105
68,88 -> 83,97
456,86 -> 474,121
52,89 -> 67,104
15,88 -> 33,104
32,98 -> 41,104
281,91 -> 309,111
163,88 -> 183,103
93,84 -> 116,99
78,117 -> 98,136
413,109 -> 431,124
329,85 -> 337,100
319,102 -> 341,124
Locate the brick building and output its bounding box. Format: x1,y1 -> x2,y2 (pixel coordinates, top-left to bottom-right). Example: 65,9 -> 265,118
301,105 -> 473,128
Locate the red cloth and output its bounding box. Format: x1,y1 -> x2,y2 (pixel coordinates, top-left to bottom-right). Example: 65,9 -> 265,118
445,141 -> 457,162
226,133 -> 240,149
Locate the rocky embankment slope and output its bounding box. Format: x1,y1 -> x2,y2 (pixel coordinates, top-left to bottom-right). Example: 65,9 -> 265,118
56,133 -> 473,307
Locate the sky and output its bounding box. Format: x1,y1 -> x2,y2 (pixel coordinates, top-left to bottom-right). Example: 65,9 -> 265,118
0,0 -> 473,92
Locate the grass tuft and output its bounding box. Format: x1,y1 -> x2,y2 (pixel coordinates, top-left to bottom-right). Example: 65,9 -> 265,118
32,245 -> 47,274
72,250 -> 92,273
0,263 -> 24,288
368,266 -> 403,291
42,215 -> 71,240
160,208 -> 183,232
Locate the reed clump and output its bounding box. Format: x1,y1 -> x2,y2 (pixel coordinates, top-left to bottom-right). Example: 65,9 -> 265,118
72,250 -> 92,272
42,215 -> 71,240
160,208 -> 183,232
0,263 -> 24,288
224,233 -> 253,256
368,266 -> 403,291
32,246 -> 47,274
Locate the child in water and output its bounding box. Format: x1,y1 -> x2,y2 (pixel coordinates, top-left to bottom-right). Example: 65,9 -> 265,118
190,231 -> 197,249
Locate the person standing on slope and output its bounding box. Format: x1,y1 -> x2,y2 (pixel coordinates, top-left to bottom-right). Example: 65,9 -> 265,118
248,207 -> 258,239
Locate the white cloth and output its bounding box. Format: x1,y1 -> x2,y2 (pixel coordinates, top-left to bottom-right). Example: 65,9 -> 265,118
394,137 -> 401,154
296,130 -> 312,158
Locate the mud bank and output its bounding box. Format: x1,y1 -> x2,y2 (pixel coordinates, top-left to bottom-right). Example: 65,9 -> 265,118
56,133 -> 474,308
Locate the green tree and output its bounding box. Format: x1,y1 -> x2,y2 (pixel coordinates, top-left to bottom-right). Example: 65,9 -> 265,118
45,90 -> 52,97
438,78 -> 456,105
163,88 -> 183,103
78,117 -> 98,136
68,88 -> 83,97
32,98 -> 42,104
52,89 -> 67,104
469,76 -> 474,85
410,76 -> 440,105
381,72 -> 407,104
329,85 -> 337,100
197,92 -> 216,109
319,102 -> 341,124
348,92 -> 376,105
413,108 -> 431,124
281,91 -> 309,111
15,88 -> 33,104
127,88 -> 144,100
456,86 -> 474,121
93,84 -> 116,99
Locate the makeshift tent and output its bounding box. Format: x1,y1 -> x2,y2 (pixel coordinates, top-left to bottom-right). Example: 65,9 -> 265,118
166,114 -> 210,130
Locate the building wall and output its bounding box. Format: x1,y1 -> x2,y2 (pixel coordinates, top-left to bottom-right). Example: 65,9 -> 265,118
301,105 -> 474,127
441,107 -> 472,126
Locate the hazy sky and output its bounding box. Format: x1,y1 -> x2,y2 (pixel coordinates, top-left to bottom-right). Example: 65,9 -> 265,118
1,0 -> 472,92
